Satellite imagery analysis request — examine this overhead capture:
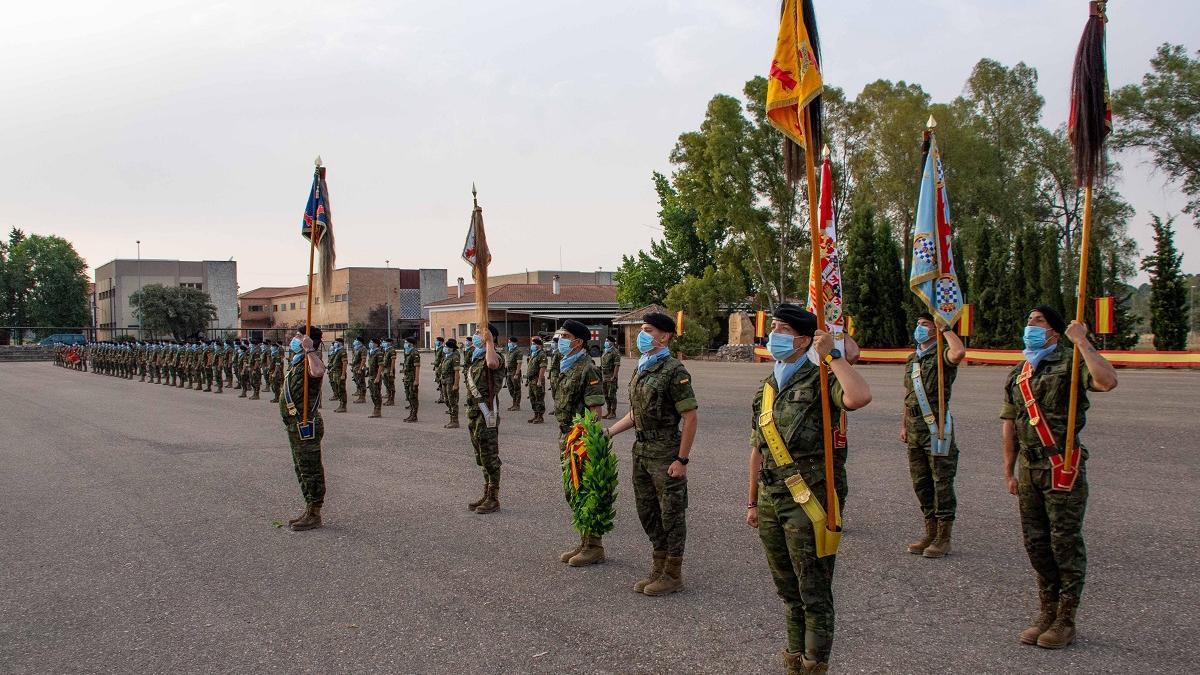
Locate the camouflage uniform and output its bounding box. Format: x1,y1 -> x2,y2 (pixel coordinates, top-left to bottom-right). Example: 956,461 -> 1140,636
504,343 -> 523,409
280,353 -> 325,508
367,344 -> 384,413
432,340 -> 445,403
351,340 -> 367,401
402,344 -> 420,418
547,342 -> 563,411
752,361 -> 848,663
439,347 -> 461,426
1001,345 -> 1092,606
382,342 -> 397,406
525,347 -> 547,417
465,349 -> 504,484
903,347 -> 959,522
552,351 -> 605,493
601,345 -> 621,417
326,342 -> 348,410
628,355 -> 697,558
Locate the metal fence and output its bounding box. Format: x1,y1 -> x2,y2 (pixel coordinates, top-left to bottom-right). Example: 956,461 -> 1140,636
0,326 -> 420,346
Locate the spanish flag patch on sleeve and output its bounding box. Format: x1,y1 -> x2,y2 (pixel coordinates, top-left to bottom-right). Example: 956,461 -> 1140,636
589,379 -> 600,385
679,378 -> 690,385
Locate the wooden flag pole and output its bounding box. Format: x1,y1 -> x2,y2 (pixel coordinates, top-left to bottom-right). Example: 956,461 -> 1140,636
301,159 -> 322,426
936,326 -> 945,441
472,184 -> 489,335
1064,185 -> 1093,474
802,109 -> 837,530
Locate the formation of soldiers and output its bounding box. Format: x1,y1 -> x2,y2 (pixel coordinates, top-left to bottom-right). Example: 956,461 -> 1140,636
50,301 -> 1118,674
55,338 -> 295,401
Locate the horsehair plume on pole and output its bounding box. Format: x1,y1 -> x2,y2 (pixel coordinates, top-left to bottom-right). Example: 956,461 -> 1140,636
1069,0 -> 1111,189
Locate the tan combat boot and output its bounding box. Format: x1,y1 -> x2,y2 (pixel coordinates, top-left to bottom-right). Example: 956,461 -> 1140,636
907,518 -> 937,554
238,388 -> 247,398
289,505 -> 322,531
384,393 -> 394,406
288,505 -> 310,526
801,656 -> 828,674
368,404 -> 381,418
633,551 -> 667,593
474,484 -> 500,514
444,418 -> 459,429
250,390 -> 260,400
334,400 -> 347,413
1036,595 -> 1078,649
568,536 -> 605,567
533,413 -> 544,424
354,392 -> 366,404
643,556 -> 683,596
559,537 -> 584,563
782,651 -> 804,675
923,520 -> 954,558
1019,590 -> 1059,645
468,482 -> 490,511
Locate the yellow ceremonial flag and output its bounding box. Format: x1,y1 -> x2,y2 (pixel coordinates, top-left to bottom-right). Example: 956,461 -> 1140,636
676,310 -> 685,335
766,0 -> 823,147
1094,296 -> 1115,335
957,304 -> 974,337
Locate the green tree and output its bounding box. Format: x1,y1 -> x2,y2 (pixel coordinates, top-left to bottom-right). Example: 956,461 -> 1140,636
842,206 -> 906,347
664,266 -> 743,353
129,284 -> 217,339
1140,215 -> 1189,349
5,233 -> 89,335
613,173 -> 709,308
1113,44 -> 1200,218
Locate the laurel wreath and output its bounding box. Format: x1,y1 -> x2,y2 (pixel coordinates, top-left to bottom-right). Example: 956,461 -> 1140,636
561,410 -> 618,537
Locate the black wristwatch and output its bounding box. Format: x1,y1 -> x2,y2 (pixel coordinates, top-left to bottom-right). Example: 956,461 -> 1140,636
676,456 -> 689,465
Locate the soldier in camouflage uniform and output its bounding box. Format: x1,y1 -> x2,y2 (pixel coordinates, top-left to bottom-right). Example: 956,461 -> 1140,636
281,327 -> 327,532
605,312 -> 697,596
432,337 -> 446,404
269,342 -> 285,402
902,312 -> 966,558
552,320 -> 607,566
1001,306 -> 1117,650
402,337 -> 420,423
366,338 -> 384,418
746,305 -> 873,674
351,338 -> 367,404
600,335 -> 621,419
525,336 -> 547,424
464,325 -> 504,513
326,337 -> 348,413
381,339 -> 397,406
439,339 -> 461,429
503,336 -> 523,411
212,341 -> 225,393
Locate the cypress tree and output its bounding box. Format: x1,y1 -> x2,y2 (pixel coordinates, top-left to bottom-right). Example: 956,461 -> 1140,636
1141,215 -> 1189,350
874,215 -> 908,346
1039,228 -> 1065,313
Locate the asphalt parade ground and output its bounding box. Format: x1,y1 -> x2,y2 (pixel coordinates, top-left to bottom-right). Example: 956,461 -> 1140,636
1,358 -> 1197,674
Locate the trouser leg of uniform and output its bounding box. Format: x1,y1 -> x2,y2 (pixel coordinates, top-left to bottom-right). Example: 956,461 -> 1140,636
1019,464 -> 1088,601
474,418 -> 500,484
384,375 -> 395,402
633,453 -> 688,557
370,377 -> 382,407
531,383 -> 545,414
406,379 -> 418,414
509,376 -> 521,407
287,418 -> 326,507
605,381 -> 617,413
758,483 -> 840,662
447,389 -> 459,422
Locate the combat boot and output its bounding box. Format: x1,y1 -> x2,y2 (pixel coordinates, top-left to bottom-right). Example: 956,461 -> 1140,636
1036,595 -> 1078,649
559,537 -> 585,563
507,402 -> 519,412
205,383 -> 212,392
568,536 -> 605,567
1019,590 -> 1059,645
269,392 -> 279,403
215,381 -> 223,394
335,400 -> 347,413
527,414 -> 537,424
354,392 -> 366,404
250,390 -> 260,400
444,418 -> 459,429
404,412 -> 417,423
289,505 -> 322,531
801,656 -> 828,674
633,551 -> 668,593
384,393 -> 395,406
907,518 -> 937,554
474,484 -> 500,514
468,482 -> 489,511
783,651 -> 804,675
238,388 -> 247,398
288,505 -> 310,526
923,520 -> 953,558
532,413 -> 544,424
643,556 -> 683,596
368,404 -> 382,418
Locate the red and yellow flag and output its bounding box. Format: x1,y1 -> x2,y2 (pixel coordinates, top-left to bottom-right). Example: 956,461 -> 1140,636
1094,296 -> 1115,335
766,0 -> 823,148
958,304 -> 974,338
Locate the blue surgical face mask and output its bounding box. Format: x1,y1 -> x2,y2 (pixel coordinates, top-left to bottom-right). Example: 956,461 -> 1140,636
604,341 -> 615,352
472,335 -> 484,349
636,330 -> 656,354
1023,326 -> 1048,351
913,325 -> 931,345
404,343 -> 413,353
557,338 -> 574,356
531,345 -> 540,354
767,331 -> 798,362
353,339 -> 361,348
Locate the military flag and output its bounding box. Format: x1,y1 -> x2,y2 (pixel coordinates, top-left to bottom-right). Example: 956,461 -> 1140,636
302,157 -> 336,299
957,304 -> 975,338
1094,296 -> 1115,335
1061,0 -> 1113,486
909,118 -> 964,329
807,146 -> 844,359
462,184 -> 491,336
766,0 -> 823,184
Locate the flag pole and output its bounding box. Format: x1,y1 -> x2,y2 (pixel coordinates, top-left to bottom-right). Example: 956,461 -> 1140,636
1063,185 -> 1092,474
302,157 -> 322,426
802,108 -> 837,531
472,184 -> 489,334
928,117 -> 946,443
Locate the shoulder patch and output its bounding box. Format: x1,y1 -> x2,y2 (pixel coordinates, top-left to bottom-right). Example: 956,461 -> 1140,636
589,378 -> 600,385
678,377 -> 690,384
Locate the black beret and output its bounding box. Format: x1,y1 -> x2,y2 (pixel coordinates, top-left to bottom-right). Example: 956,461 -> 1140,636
773,303 -> 817,337
917,312 -> 935,323
486,323 -> 499,340
530,336 -> 542,344
509,336 -> 519,343
405,337 -> 416,345
368,336 -> 379,344
605,335 -> 616,343
435,336 -> 444,341
446,338 -> 458,349
1033,305 -> 1067,334
643,312 -> 676,334
334,337 -> 344,343
562,319 -> 590,342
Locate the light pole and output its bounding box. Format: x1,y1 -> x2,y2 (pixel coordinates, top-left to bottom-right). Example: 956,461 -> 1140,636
136,240 -> 142,335
385,260 -> 392,339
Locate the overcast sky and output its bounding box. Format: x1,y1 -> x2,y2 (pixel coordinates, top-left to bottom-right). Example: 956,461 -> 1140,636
4,0 -> 1197,293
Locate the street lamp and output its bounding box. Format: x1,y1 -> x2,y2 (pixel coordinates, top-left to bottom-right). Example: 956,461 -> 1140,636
136,240 -> 142,334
